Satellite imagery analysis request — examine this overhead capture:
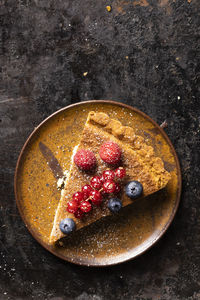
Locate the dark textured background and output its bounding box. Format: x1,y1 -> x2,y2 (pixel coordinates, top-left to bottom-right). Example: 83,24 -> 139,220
0,0 -> 200,299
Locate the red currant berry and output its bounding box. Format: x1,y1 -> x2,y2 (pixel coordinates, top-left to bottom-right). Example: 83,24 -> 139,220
67,200 -> 79,213
90,176 -> 102,189
102,170 -> 115,181
89,190 -> 102,205
100,175 -> 106,183
74,208 -> 84,219
82,185 -> 92,199
115,183 -> 121,194
103,180 -> 116,193
115,167 -> 126,179
72,191 -> 84,203
80,201 -> 92,213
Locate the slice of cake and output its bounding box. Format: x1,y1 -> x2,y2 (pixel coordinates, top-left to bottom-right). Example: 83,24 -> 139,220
49,111 -> 171,244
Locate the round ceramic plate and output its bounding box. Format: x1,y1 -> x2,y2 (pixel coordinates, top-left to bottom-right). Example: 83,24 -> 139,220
15,100 -> 181,266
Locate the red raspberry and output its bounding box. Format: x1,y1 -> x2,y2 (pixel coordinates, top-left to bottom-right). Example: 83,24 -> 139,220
74,149 -> 96,171
82,185 -> 92,199
72,191 -> 84,203
67,200 -> 79,214
115,183 -> 121,194
89,190 -> 102,205
80,201 -> 92,213
99,141 -> 121,165
90,176 -> 102,189
115,167 -> 126,179
103,180 -> 116,193
74,208 -> 84,219
102,170 -> 115,181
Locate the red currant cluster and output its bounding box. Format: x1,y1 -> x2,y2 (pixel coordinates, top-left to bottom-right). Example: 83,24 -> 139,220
66,167 -> 126,219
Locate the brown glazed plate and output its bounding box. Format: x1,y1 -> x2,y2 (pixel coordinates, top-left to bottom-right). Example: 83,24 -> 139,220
14,100 -> 181,266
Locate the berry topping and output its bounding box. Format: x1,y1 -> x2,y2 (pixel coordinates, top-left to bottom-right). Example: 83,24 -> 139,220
80,201 -> 92,213
90,176 -> 102,189
72,191 -> 84,203
59,218 -> 76,234
67,200 -> 79,214
102,170 -> 115,181
103,180 -> 116,193
74,149 -> 96,171
100,175 -> 106,183
108,198 -> 122,213
114,183 -> 121,194
74,208 -> 84,219
115,167 -> 126,179
100,188 -> 107,196
89,190 -> 102,205
82,184 -> 92,199
99,141 -> 122,165
125,181 -> 143,199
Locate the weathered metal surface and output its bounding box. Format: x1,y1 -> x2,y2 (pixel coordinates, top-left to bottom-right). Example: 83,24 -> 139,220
0,0 -> 199,298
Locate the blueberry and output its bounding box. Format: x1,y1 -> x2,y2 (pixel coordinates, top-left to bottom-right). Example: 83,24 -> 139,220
125,181 -> 143,199
59,218 -> 76,234
108,198 -> 122,213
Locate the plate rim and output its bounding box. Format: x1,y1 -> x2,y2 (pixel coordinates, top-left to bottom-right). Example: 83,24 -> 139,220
14,100 -> 182,267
